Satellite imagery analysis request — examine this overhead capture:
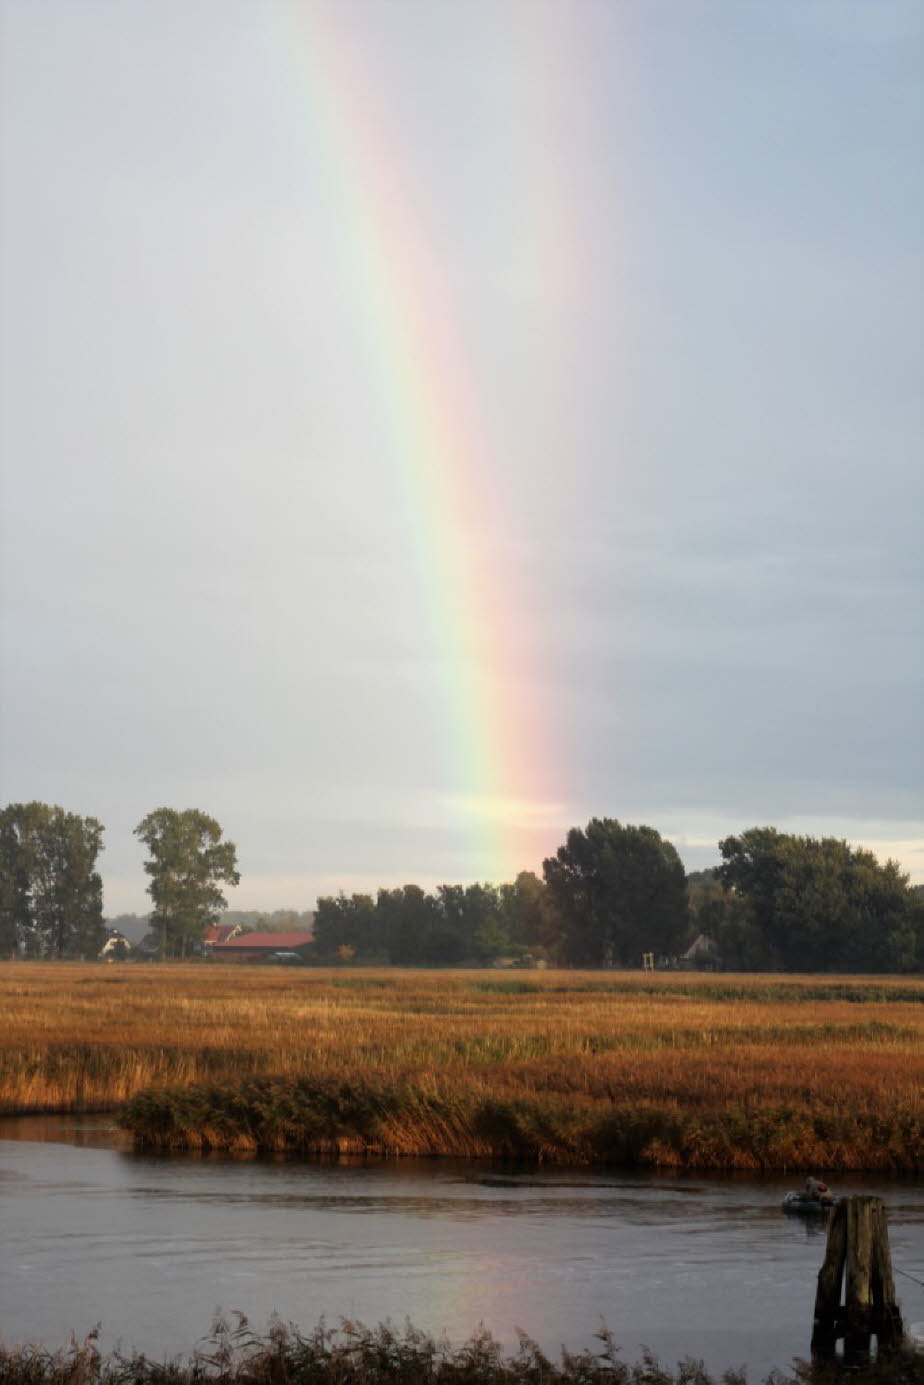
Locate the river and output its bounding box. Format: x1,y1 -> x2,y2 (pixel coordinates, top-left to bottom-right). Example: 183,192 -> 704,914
1,1115 -> 922,1378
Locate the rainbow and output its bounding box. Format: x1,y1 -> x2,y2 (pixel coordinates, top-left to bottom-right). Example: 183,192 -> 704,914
273,1 -> 566,880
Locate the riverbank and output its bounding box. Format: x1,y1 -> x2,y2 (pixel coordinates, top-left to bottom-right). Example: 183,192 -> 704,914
120,1067 -> 922,1170
2,965 -> 922,1170
2,1318 -> 922,1384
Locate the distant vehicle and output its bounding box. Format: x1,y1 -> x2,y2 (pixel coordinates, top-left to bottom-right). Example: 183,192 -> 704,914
267,950 -> 305,965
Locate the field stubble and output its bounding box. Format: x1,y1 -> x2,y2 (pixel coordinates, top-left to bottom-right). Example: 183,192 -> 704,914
0,964 -> 921,1169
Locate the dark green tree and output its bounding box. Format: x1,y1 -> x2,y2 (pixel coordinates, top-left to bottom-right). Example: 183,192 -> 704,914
33,809 -> 105,957
431,884 -> 469,962
498,870 -> 563,959
471,913 -> 512,961
134,809 -> 240,959
716,829 -> 918,972
543,818 -> 688,965
0,802 -> 41,953
376,885 -> 439,964
436,882 -> 505,961
685,871 -> 771,971
313,892 -> 377,958
0,802 -> 104,957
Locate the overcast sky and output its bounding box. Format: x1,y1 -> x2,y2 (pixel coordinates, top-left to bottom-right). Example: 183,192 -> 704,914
1,0 -> 921,913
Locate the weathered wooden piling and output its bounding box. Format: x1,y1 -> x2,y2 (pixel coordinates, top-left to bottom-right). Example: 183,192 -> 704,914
811,1195 -> 904,1362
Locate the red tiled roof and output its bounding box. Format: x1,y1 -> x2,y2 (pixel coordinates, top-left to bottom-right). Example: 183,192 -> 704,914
212,931 -> 314,952
203,923 -> 239,944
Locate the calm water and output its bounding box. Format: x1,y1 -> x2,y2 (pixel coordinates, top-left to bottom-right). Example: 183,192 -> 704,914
2,1115 -> 923,1377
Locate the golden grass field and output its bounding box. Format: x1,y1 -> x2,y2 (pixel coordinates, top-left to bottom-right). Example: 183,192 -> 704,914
1,963 -> 921,1169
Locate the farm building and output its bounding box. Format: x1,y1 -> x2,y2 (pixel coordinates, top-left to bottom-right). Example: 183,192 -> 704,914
202,923 -> 244,948
680,933 -> 717,969
211,931 -> 315,963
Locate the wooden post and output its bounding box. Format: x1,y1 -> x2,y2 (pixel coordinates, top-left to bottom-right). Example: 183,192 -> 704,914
812,1199 -> 847,1356
844,1195 -> 875,1360
811,1195 -> 904,1363
871,1199 -> 904,1349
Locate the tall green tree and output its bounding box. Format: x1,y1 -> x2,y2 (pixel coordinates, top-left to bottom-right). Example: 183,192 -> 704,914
134,809 -> 239,959
0,802 -> 104,957
376,885 -> 439,964
499,870 -> 563,958
434,884 -> 470,962
716,828 -> 918,972
543,818 -> 689,965
436,882 -> 504,961
314,892 -> 377,957
0,802 -> 41,953
33,809 -> 105,957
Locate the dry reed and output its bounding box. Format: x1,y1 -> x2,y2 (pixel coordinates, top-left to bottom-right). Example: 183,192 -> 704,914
1,964 -> 921,1169
10,1314 -> 922,1384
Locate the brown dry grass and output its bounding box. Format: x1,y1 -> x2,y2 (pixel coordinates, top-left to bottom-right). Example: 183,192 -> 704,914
1,964 -> 921,1168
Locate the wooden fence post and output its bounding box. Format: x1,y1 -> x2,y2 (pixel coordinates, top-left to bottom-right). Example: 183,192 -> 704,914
811,1195 -> 904,1363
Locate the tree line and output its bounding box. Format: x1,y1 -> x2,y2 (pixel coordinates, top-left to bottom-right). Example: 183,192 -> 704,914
315,819 -> 923,972
1,803 -> 921,970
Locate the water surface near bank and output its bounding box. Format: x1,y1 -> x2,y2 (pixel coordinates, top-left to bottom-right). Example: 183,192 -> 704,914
2,1115 -> 923,1378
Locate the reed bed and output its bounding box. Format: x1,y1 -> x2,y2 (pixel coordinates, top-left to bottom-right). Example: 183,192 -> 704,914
2,1317 -> 922,1385
1,964 -> 921,1170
